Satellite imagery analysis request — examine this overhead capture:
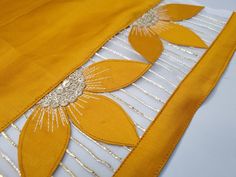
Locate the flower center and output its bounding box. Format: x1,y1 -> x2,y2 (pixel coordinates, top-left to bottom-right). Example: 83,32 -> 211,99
133,9 -> 159,28
39,70 -> 86,108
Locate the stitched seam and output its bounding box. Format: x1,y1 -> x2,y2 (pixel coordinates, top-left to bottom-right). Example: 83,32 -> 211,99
0,0 -> 161,131
48,123 -> 70,176
70,95 -> 139,147
85,60 -> 151,93
113,12 -> 236,176
18,117 -> 71,177
154,45 -> 236,177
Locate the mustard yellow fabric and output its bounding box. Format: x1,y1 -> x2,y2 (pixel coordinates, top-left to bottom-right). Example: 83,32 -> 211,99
67,95 -> 139,146
84,60 -> 151,92
0,0 -> 161,132
128,29 -> 163,63
128,4 -> 207,64
68,59 -> 149,146
157,21 -> 208,48
159,4 -> 204,21
114,12 -> 236,177
18,107 -> 70,177
17,59 -> 150,177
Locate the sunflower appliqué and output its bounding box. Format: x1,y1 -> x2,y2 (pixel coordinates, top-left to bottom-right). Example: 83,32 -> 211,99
18,60 -> 151,177
129,4 -> 208,63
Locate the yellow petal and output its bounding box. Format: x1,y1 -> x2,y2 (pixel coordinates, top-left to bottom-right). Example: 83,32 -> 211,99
158,4 -> 204,21
66,94 -> 139,146
83,59 -> 151,92
18,107 -> 70,177
128,27 -> 163,63
155,21 -> 207,48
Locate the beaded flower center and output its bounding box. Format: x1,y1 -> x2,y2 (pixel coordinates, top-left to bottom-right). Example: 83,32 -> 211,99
39,70 -> 86,108
133,9 -> 159,28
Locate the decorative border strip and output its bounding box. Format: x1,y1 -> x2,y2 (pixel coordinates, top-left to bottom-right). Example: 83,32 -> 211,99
114,12 -> 236,177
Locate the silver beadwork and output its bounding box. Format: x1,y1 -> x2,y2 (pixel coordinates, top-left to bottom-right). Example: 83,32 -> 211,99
38,70 -> 86,108
133,9 -> 158,28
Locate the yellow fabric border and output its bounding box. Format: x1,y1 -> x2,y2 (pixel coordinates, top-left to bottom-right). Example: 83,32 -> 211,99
114,12 -> 236,177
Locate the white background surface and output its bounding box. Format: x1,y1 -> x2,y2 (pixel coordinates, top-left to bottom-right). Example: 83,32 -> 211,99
160,1 -> 236,177
197,0 -> 236,11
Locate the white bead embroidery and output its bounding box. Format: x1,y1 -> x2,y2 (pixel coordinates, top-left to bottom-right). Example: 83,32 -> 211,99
38,70 -> 86,108
133,9 -> 159,28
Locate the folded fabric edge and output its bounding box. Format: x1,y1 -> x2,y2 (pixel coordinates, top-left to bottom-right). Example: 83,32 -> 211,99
0,0 -> 162,132
113,12 -> 236,177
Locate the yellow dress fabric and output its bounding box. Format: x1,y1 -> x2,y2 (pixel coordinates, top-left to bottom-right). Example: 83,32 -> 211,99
0,0 -> 161,131
18,59 -> 150,177
114,12 -> 236,177
19,108 -> 70,177
128,4 -> 207,63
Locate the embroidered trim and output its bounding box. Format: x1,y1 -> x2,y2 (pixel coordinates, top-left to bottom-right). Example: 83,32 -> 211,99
38,70 -> 86,108
113,12 -> 236,177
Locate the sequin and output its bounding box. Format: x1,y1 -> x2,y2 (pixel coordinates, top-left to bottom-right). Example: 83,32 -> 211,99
133,9 -> 159,28
38,70 -> 86,108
